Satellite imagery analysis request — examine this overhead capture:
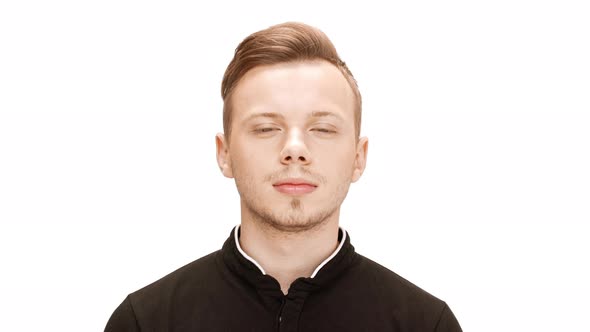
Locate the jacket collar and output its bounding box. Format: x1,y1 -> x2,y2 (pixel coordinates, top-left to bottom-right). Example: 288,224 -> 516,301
219,224 -> 359,298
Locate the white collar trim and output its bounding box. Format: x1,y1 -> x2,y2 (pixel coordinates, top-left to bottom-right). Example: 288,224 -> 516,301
234,224 -> 267,274
233,224 -> 347,278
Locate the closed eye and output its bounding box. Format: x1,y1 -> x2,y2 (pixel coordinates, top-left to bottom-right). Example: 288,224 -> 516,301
312,128 -> 336,133
254,127 -> 279,133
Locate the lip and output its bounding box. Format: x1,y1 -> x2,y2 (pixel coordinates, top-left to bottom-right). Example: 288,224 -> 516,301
273,178 -> 318,195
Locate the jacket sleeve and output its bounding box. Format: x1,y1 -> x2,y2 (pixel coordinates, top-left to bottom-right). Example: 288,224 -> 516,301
434,303 -> 462,332
104,295 -> 141,332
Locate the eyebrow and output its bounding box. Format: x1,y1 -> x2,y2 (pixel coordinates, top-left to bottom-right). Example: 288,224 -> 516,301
244,111 -> 343,122
245,112 -> 285,122
310,111 -> 343,120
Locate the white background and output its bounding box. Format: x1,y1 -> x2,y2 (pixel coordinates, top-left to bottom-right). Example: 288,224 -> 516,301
1,0 -> 589,331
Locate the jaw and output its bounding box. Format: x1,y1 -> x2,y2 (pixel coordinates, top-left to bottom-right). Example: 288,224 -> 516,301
239,195 -> 341,235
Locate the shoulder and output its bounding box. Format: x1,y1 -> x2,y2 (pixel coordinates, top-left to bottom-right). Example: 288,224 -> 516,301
130,250 -> 220,301
123,250 -> 222,328
354,253 -> 444,306
105,250 -> 222,331
347,253 -> 460,330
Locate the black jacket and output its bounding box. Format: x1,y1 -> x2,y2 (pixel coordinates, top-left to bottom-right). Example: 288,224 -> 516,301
105,226 -> 462,331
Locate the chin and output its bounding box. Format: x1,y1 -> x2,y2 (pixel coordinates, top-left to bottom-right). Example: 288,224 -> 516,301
266,218 -> 324,233
264,207 -> 336,233
243,191 -> 337,233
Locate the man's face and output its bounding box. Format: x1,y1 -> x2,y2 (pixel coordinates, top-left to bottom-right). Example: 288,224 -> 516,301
216,60 -> 368,233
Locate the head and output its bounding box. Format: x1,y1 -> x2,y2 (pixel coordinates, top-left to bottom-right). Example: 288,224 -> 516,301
216,22 -> 368,233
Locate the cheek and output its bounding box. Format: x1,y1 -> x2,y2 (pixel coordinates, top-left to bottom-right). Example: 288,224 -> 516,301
231,145 -> 270,180
316,147 -> 356,176
233,138 -> 276,163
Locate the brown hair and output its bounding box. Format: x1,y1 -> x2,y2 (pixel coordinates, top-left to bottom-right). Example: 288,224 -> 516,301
221,22 -> 362,145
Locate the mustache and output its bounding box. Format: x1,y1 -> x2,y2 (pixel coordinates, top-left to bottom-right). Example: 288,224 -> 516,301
265,168 -> 326,185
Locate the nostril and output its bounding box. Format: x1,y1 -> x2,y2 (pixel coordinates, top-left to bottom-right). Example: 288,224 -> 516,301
282,155 -> 308,163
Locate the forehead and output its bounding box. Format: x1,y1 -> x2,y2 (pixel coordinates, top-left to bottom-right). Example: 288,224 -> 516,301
231,60 -> 356,122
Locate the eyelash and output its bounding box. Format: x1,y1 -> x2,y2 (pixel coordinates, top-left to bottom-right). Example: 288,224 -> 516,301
254,128 -> 335,134
312,128 -> 335,133
255,128 -> 278,133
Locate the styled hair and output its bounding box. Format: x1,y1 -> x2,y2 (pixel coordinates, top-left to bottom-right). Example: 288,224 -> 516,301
221,22 -> 362,145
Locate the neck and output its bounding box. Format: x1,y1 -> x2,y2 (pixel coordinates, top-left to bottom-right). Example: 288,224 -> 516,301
238,205 -> 342,295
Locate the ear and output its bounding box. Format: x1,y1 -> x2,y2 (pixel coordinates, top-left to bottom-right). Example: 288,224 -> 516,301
351,136 -> 368,183
216,133 -> 234,178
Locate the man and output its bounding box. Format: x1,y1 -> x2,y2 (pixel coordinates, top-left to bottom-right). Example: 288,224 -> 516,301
105,22 -> 462,331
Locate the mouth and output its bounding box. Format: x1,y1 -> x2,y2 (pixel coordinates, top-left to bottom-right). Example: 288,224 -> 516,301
273,178 -> 318,196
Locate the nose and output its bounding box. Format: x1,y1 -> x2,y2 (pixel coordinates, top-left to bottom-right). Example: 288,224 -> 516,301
280,129 -> 311,166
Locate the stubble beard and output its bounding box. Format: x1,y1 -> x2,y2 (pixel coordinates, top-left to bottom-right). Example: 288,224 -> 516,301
235,172 -> 351,235
244,195 -> 338,234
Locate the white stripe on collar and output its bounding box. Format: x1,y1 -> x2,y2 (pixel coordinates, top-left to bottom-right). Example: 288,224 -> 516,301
233,224 -> 347,278
310,228 -> 347,278
234,224 -> 267,274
